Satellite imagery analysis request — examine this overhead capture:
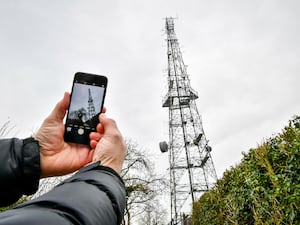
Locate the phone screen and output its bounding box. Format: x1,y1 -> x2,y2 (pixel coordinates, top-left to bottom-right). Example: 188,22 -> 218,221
64,72 -> 107,145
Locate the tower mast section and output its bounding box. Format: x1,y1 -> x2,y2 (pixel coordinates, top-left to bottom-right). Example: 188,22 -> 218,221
161,17 -> 217,225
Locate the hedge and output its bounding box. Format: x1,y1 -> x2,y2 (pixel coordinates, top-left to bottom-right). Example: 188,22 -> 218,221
192,116 -> 300,225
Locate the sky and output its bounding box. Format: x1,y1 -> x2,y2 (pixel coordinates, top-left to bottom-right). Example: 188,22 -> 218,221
0,0 -> 299,187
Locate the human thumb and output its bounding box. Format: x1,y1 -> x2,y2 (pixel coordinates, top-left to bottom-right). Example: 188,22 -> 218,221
48,92 -> 70,121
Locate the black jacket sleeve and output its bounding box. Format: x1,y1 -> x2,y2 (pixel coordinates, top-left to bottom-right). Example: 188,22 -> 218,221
0,138 -> 40,206
0,162 -> 126,225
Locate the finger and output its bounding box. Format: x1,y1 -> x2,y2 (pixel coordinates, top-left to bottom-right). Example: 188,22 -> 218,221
48,92 -> 70,121
62,92 -> 70,111
99,114 -> 120,134
96,122 -> 104,134
90,140 -> 98,149
102,106 -> 107,113
89,132 -> 101,141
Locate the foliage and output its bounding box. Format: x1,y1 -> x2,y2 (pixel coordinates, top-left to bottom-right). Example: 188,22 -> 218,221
0,196 -> 28,212
192,116 -> 300,225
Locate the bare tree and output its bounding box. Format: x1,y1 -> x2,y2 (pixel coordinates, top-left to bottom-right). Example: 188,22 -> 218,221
0,120 -> 15,137
122,140 -> 168,225
137,199 -> 168,225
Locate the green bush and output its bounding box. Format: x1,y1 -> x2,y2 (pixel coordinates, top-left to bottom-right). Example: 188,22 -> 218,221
0,196 -> 28,212
192,116 -> 300,225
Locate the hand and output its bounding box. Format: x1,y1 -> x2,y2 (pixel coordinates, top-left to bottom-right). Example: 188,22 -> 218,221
89,114 -> 126,174
35,92 -> 94,178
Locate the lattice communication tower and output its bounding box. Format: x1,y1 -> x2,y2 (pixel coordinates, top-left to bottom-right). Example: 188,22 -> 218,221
87,88 -> 96,119
160,18 -> 218,225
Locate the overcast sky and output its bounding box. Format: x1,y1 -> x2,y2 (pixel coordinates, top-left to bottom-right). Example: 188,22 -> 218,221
0,0 -> 299,182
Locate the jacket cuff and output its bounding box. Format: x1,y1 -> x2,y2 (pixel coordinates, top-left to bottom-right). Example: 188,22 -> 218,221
21,137 -> 41,195
80,161 -> 124,184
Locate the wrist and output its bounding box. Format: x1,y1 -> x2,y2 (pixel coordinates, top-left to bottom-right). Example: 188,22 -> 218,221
92,159 -> 122,174
22,137 -> 41,194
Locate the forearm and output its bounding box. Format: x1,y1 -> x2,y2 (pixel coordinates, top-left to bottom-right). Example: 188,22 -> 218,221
0,137 -> 40,206
3,162 -> 126,225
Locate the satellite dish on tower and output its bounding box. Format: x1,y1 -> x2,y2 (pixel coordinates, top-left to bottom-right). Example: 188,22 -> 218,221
159,141 -> 168,153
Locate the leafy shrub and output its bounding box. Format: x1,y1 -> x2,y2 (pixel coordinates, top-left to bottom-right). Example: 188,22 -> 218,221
0,196 -> 28,212
192,116 -> 300,225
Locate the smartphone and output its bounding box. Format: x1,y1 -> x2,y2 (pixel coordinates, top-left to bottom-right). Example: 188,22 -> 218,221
64,72 -> 108,145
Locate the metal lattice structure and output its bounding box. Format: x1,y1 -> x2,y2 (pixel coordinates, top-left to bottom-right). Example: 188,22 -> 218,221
161,18 -> 217,225
87,88 -> 96,119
